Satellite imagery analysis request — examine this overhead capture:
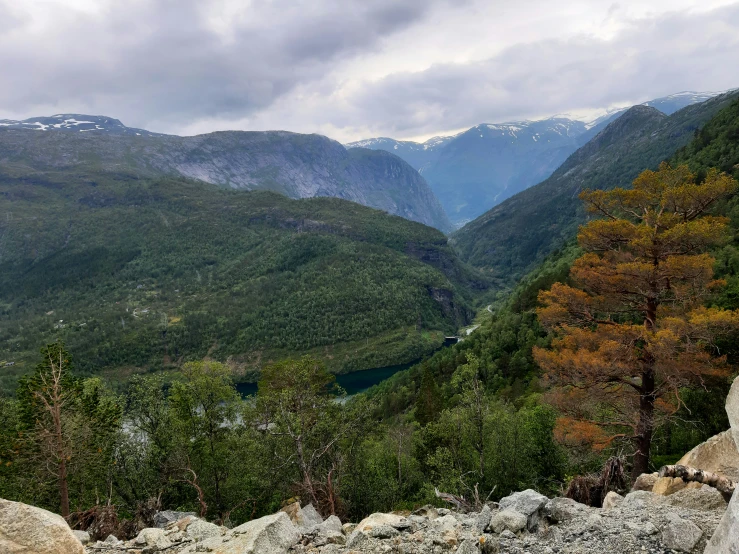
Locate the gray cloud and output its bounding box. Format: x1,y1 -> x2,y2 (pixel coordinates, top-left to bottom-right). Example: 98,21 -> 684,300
0,1 -> 737,140
339,3 -> 739,137
0,0 -> 440,126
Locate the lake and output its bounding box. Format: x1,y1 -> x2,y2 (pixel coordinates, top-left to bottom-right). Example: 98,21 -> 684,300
235,360 -> 418,398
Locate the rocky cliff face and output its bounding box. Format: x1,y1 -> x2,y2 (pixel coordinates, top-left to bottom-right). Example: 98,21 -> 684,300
0,125 -> 451,232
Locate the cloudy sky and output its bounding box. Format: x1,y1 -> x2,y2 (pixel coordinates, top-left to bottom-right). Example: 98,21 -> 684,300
1,0 -> 738,142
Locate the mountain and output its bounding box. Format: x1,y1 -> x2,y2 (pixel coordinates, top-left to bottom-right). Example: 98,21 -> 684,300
0,113 -> 162,136
0,167 -> 487,392
451,91 -> 739,286
0,119 -> 452,232
344,135 -> 454,173
345,91 -> 724,227
644,91 -> 725,115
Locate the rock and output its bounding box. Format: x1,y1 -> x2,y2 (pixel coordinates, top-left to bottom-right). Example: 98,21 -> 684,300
665,487 -> 728,511
220,512 -> 300,554
676,430 -> 739,482
728,374 -> 739,453
652,476 -> 687,496
134,527 -> 172,550
498,489 -> 548,530
72,530 -> 90,545
623,490 -> 665,509
490,509 -> 527,534
704,487 -> 739,554
632,472 -> 659,492
280,502 -> 323,530
499,529 -> 516,539
342,522 -> 356,535
602,491 -> 624,510
660,513 -> 703,552
545,497 -> 593,522
353,512 -> 410,534
153,510 -> 196,529
704,377 -> 739,554
457,538 -> 481,553
0,498 -> 84,554
103,534 -> 122,545
184,518 -> 223,541
368,524 -> 399,539
412,504 -> 439,519
475,504 -> 492,532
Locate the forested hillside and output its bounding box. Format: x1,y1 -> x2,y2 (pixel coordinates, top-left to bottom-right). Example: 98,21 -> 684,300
452,91 -> 739,287
368,94 -> 739,477
0,168 -> 486,393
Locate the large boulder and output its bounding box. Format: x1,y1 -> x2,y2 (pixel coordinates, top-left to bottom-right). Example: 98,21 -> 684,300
213,512 -> 300,554
704,487 -> 739,553
498,489 -> 548,530
728,375 -> 739,453
703,375 -> 739,554
676,429 -> 739,481
0,498 -> 84,554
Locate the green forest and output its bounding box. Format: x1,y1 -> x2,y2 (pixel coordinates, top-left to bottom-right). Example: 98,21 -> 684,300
0,170 -> 487,392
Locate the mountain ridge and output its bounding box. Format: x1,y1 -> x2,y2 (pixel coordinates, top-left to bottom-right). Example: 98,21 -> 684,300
451,91 -> 739,286
0,122 -> 452,232
345,91 -> 726,226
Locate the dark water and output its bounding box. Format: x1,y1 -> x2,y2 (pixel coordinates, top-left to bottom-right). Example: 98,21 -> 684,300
235,360 -> 417,398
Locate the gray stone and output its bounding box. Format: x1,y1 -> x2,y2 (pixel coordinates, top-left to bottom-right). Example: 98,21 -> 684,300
153,510 -> 196,529
665,487 -> 727,512
545,497 -> 593,522
457,538 -> 481,553
499,529 -> 516,539
475,504 -> 492,532
226,511 -> 300,554
602,491 -> 624,510
72,530 -> 90,545
660,514 -> 703,552
622,490 -> 665,509
499,489 -> 548,530
490,509 -> 527,534
184,518 -> 222,541
728,375 -> 739,453
704,487 -> 739,554
0,498 -> 84,554
134,527 -> 172,550
369,524 -> 400,539
631,472 -> 659,492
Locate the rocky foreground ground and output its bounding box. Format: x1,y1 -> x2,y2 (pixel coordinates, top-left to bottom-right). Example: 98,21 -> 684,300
65,484 -> 729,554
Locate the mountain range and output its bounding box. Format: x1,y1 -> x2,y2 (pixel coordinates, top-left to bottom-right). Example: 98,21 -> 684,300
451,90 -> 739,286
346,92 -> 725,226
0,116 -> 452,232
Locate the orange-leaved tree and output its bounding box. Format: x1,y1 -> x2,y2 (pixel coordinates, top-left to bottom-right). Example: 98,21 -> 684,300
533,163 -> 739,477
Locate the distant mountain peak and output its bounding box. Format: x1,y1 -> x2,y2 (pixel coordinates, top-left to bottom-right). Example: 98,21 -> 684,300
0,114 -> 163,136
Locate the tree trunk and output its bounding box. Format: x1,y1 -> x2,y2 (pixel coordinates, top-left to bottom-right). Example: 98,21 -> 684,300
632,368 -> 656,479
59,457 -> 70,518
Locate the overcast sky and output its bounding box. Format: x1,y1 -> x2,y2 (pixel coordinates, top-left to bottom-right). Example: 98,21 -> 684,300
1,0 -> 738,142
